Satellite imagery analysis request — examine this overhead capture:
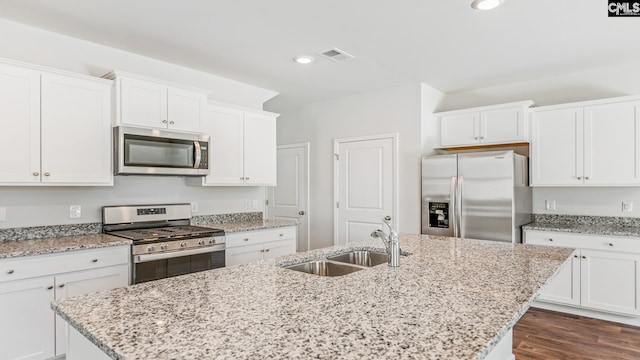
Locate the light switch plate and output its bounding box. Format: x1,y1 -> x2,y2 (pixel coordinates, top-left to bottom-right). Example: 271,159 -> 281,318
545,200 -> 556,211
245,200 -> 251,209
191,202 -> 199,213
252,198 -> 257,209
0,207 -> 6,222
622,201 -> 633,212
69,205 -> 82,219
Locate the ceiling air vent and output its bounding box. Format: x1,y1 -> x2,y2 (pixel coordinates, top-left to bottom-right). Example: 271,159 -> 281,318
318,48 -> 355,62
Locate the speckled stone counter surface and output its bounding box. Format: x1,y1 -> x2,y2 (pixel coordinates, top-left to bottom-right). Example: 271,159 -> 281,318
0,222 -> 102,242
52,234 -> 573,360
0,234 -> 131,259
201,219 -> 298,233
523,214 -> 640,237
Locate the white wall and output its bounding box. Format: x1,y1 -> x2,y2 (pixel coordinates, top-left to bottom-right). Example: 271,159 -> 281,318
0,19 -> 275,228
270,83 -> 444,249
438,61 -> 640,216
0,177 -> 265,228
0,19 -> 277,109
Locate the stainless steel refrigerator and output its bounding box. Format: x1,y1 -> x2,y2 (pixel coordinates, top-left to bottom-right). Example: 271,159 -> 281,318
421,150 -> 532,243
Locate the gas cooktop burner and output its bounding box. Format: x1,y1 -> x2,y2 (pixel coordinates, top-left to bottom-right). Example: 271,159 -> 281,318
107,225 -> 223,241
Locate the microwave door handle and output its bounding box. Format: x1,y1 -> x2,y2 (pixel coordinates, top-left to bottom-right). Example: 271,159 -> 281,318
193,141 -> 202,169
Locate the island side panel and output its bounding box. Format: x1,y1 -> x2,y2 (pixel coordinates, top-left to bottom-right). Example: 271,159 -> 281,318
67,326 -> 111,360
484,329 -> 515,360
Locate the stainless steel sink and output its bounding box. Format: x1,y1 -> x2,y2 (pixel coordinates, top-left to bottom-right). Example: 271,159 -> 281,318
285,260 -> 365,276
327,250 -> 389,267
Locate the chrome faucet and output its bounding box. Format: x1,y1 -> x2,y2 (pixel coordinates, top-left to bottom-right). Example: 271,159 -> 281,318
370,216 -> 401,267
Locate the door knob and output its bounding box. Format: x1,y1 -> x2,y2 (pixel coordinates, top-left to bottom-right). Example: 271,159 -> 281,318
298,211 -> 305,215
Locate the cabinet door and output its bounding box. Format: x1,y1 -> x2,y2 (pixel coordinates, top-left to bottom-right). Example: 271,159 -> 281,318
262,239 -> 296,259
537,252 -> 581,306
203,105 -> 244,185
584,101 -> 640,185
167,87 -> 206,132
54,265 -> 129,356
580,250 -> 640,316
439,113 -> 479,147
0,64 -> 41,184
530,108 -> 584,185
243,112 -> 277,185
225,243 -> 265,266
480,107 -> 526,144
0,276 -> 55,360
41,74 -> 112,185
120,77 -> 168,128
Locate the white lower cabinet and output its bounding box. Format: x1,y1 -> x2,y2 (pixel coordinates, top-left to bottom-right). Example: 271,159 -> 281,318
225,227 -> 297,266
0,246 -> 129,360
525,230 -> 640,317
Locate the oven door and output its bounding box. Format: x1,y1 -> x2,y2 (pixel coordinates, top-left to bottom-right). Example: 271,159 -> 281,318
133,244 -> 225,284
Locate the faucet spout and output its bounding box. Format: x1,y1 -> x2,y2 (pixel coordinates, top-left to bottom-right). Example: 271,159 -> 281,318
371,216 -> 401,267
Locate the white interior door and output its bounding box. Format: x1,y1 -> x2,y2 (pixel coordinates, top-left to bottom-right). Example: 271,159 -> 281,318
335,135 -> 396,246
267,143 -> 309,252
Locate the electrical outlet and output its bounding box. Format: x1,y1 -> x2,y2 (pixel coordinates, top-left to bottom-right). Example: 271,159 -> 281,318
545,200 -> 556,211
0,207 -> 6,222
191,202 -> 199,213
622,201 -> 633,212
69,205 -> 82,219
245,200 -> 251,209
252,198 -> 257,209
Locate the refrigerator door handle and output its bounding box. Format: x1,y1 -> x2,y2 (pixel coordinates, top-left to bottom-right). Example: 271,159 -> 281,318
450,176 -> 457,238
457,175 -> 464,238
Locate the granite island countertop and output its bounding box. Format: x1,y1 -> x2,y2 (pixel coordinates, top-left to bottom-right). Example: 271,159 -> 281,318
523,222 -> 640,238
0,234 -> 131,259
52,234 -> 574,360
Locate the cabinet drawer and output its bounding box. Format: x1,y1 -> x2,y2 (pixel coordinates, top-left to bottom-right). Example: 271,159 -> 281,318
0,246 -> 129,283
226,227 -> 296,248
525,230 -> 640,253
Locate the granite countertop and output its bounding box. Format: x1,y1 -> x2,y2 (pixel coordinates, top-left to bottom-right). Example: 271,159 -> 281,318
52,234 -> 573,360
523,222 -> 640,238
0,234 -> 131,259
202,219 -> 298,233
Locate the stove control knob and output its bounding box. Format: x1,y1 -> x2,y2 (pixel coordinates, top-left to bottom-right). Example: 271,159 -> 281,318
160,244 -> 169,250
147,245 -> 156,252
180,241 -> 188,248
197,239 -> 206,246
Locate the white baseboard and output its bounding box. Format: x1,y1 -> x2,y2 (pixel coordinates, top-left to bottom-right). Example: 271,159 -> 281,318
533,301 -> 640,327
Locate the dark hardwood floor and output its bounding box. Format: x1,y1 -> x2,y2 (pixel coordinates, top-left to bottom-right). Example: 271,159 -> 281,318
513,308 -> 640,360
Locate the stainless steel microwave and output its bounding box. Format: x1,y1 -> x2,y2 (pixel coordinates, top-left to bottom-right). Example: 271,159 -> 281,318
114,126 -> 210,176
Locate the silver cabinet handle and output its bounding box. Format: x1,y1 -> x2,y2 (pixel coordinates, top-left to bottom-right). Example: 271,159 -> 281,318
581,256 -> 586,259
279,233 -> 284,237
32,172 -> 39,176
573,254 -> 578,258
577,176 -> 582,180
58,284 -> 65,288
7,269 -> 14,274
264,249 -> 270,252
169,121 -> 175,124
260,249 -> 265,253
298,211 -> 305,215
548,238 -> 553,242
47,286 -> 54,290
240,177 -> 245,180
44,172 -> 51,177
91,258 -> 98,263
585,177 -> 590,180
608,243 -> 614,247
162,120 -> 168,124
244,238 -> 249,242
245,177 -> 250,180
474,137 -> 479,140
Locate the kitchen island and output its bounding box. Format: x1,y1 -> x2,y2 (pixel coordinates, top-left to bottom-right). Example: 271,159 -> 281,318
52,234 -> 574,360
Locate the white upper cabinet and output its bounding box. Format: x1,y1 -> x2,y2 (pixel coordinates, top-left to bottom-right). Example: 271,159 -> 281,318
0,60 -> 113,186
435,101 -> 534,148
0,63 -> 41,184
106,71 -> 208,133
531,96 -> 640,186
190,103 -> 278,186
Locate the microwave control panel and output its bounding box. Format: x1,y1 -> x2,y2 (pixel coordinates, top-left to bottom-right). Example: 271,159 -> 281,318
199,145 -> 208,169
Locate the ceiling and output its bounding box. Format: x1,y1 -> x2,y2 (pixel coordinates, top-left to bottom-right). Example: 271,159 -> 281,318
0,0 -> 638,110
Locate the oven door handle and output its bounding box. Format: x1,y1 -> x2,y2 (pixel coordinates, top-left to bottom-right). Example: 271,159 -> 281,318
134,244 -> 225,263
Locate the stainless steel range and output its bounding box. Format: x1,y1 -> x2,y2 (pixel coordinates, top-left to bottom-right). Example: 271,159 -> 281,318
103,203 -> 225,284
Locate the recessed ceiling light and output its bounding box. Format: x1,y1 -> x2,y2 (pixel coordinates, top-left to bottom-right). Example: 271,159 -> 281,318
293,55 -> 314,64
471,0 -> 505,10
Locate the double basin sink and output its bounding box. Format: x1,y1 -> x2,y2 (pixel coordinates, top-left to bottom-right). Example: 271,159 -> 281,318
285,250 -> 389,277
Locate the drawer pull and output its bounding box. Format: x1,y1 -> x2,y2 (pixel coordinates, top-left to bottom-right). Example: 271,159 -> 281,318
6,269 -> 14,275
608,243 -> 614,247
244,238 -> 249,242
58,284 -> 65,288
279,233 -> 284,237
260,249 -> 265,253
46,286 -> 54,290
548,238 -> 553,242
573,255 -> 578,258
91,258 -> 99,263
582,256 -> 586,259
265,249 -> 270,252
